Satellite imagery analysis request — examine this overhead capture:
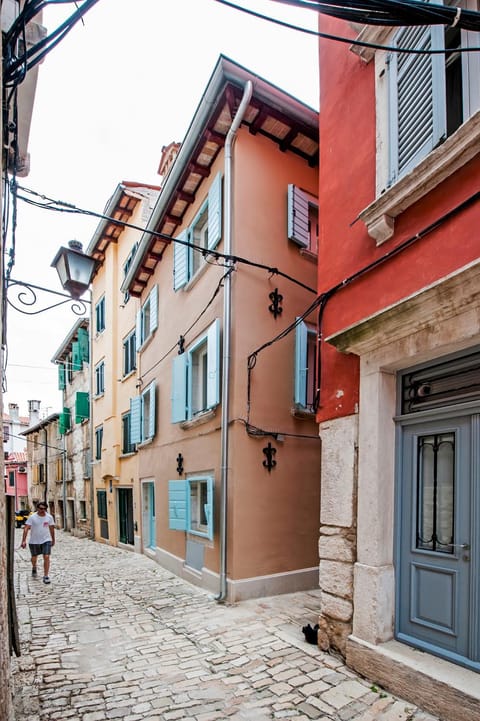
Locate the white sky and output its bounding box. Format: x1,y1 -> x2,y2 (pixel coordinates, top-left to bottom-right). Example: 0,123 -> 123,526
4,0 -> 319,423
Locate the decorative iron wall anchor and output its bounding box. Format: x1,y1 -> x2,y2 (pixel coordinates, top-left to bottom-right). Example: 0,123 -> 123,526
176,453 -> 184,475
268,288 -> 283,319
262,442 -> 277,472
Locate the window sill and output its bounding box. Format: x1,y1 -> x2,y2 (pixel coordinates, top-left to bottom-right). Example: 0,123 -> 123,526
119,451 -> 136,459
180,407 -> 216,429
137,332 -> 154,354
291,405 -> 315,419
137,437 -> 153,448
299,248 -> 318,264
121,370 -> 136,382
358,110 -> 480,245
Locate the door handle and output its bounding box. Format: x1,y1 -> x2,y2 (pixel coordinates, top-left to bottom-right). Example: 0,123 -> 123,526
451,543 -> 470,550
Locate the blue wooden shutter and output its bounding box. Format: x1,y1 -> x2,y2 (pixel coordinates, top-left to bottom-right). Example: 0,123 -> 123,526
75,392 -> 89,423
208,172 -> 222,250
294,319 -> 308,407
130,396 -> 142,444
174,230 -> 189,290
205,476 -> 214,540
389,24 -> 445,183
168,480 -> 187,531
58,363 -> 66,390
149,284 -> 158,334
206,319 -> 220,409
287,185 -> 310,248
71,341 -> 82,371
77,326 -> 89,362
171,353 -> 187,422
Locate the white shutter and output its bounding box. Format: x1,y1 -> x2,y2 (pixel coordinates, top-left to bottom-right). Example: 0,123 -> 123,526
174,230 -> 189,290
146,381 -> 156,439
149,285 -> 158,334
171,354 -> 187,422
389,24 -> 446,182
287,185 -> 310,248
130,396 -> 142,445
207,173 -> 222,250
206,319 -> 220,409
135,309 -> 142,351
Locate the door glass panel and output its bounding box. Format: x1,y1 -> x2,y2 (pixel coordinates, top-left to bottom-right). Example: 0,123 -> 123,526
417,432 -> 454,553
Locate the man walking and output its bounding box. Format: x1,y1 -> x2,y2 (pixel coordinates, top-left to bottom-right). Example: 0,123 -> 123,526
21,501 -> 55,584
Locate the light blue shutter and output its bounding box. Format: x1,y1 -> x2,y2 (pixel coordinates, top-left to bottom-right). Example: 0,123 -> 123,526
206,319 -> 220,408
208,172 -> 222,250
130,396 -> 142,444
287,185 -> 309,248
168,480 -> 187,531
171,353 -> 187,422
58,363 -> 66,390
146,381 -> 156,439
174,230 -> 189,290
389,24 -> 445,183
135,309 -> 142,351
294,319 -> 307,407
71,341 -> 82,371
149,285 -> 158,333
78,327 -> 89,362
205,476 -> 214,540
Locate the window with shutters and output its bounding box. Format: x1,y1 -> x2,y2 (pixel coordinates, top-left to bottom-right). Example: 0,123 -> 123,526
173,173 -> 222,291
171,319 -> 220,423
123,329 -> 136,376
129,381 -> 156,446
123,243 -> 138,304
95,361 -> 105,396
122,412 -> 136,454
136,285 -> 158,350
359,1 -> 480,243
294,319 -> 317,413
95,296 -> 105,334
287,185 -> 319,255
95,426 -> 103,460
75,392 -> 89,423
168,476 -> 214,540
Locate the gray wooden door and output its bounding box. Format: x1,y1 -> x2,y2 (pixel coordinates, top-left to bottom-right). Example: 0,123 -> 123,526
396,413 -> 479,670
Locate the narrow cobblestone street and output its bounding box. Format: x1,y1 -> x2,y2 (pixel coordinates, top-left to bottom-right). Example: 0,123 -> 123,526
12,530 -> 440,721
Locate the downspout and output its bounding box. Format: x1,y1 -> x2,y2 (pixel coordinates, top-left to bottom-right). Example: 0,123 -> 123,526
88,298 -> 95,540
44,427 -> 48,505
217,80 -> 253,602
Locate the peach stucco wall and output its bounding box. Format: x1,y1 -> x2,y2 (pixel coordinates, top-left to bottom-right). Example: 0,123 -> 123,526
136,128 -> 321,589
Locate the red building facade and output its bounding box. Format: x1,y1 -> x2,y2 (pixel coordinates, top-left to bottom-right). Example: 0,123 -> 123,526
317,10 -> 480,721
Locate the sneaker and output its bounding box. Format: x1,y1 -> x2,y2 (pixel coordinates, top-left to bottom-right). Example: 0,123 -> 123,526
31,567 -> 37,577
43,576 -> 51,584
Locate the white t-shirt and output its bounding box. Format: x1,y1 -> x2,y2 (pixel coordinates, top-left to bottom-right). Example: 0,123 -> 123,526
26,512 -> 54,544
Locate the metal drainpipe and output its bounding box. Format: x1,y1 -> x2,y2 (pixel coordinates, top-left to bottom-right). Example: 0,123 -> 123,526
88,295 -> 95,540
44,427 -> 48,505
217,80 -> 253,603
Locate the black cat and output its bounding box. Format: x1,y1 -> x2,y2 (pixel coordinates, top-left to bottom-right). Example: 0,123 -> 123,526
302,623 -> 319,644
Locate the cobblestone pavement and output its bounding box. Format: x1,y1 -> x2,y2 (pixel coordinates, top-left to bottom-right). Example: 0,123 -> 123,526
12,530 -> 441,721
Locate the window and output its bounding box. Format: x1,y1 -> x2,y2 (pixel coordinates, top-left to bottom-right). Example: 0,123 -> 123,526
294,319 -> 317,412
95,426 -> 103,460
130,381 -> 156,445
58,363 -> 66,390
122,412 -> 136,454
168,476 -> 214,540
95,296 -> 105,333
171,319 -> 220,423
123,243 -> 138,304
136,285 -> 158,349
173,172 -> 222,290
388,8 -> 480,184
38,463 -> 45,483
97,489 -> 107,518
8,471 -> 15,487
287,185 -> 319,255
66,352 -> 73,384
3,425 -> 8,443
123,329 -> 136,376
79,500 -> 87,520
95,361 -> 105,396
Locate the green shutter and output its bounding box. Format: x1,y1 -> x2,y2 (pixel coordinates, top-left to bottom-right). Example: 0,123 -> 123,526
72,341 -> 82,371
78,326 -> 89,362
59,407 -> 71,435
58,363 -> 66,390
75,392 -> 89,423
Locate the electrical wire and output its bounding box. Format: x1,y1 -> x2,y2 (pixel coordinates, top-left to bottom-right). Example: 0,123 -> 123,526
214,0 -> 480,53
14,185 -> 317,294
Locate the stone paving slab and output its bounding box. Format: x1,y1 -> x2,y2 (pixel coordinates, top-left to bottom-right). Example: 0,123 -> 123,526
12,531 -> 440,721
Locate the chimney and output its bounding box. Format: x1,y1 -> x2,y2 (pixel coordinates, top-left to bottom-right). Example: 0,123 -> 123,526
8,402 -> 19,422
28,400 -> 41,426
